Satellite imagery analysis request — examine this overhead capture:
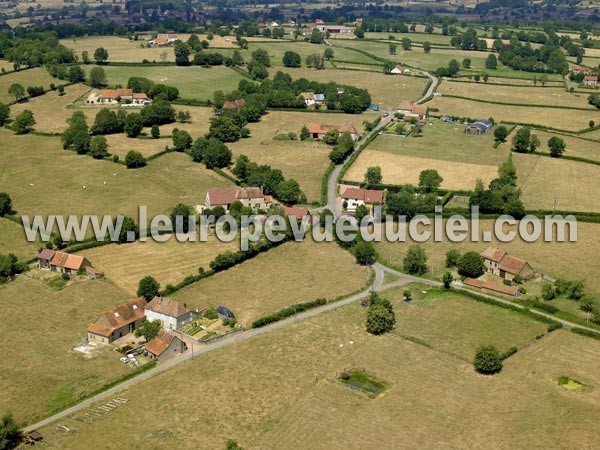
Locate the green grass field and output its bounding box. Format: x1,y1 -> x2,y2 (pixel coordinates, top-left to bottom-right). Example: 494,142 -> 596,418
36,292 -> 600,449
521,129 -> 600,162
273,66 -> 428,108
0,129 -> 233,220
0,67 -> 62,103
345,122 -> 506,189
0,218 -> 39,261
86,65 -> 245,101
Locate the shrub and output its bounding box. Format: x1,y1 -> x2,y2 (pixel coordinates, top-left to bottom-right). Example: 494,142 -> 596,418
445,248 -> 461,267
252,298 -> 326,328
366,304 -> 396,335
125,151 -> 146,169
473,345 -> 503,374
204,307 -> 218,320
403,245 -> 427,275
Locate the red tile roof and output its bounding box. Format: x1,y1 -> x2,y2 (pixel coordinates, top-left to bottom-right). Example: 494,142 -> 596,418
145,297 -> 190,318
283,206 -> 310,220
223,99 -> 246,109
584,75 -> 598,81
101,88 -> 133,99
88,298 -> 147,336
498,255 -> 529,275
132,92 -> 149,99
464,278 -> 519,296
307,122 -> 358,136
481,247 -> 507,263
37,248 -> 55,261
341,187 -> 384,204
145,329 -> 175,356
207,187 -> 267,206
50,251 -> 86,271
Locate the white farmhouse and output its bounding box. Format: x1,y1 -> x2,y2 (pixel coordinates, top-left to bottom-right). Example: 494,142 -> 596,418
144,297 -> 198,330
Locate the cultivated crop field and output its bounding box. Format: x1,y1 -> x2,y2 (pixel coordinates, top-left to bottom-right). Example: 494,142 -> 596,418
229,110 -> 365,202
90,65 -> 245,101
11,84 -> 92,134
80,235 -> 239,294
172,239 -> 367,327
274,67 -> 428,108
0,67 -> 62,103
37,294 -> 600,449
0,130 -> 233,219
374,220 -> 600,298
427,96 -> 597,131
440,81 -> 596,109
514,152 -> 600,212
0,276 -> 132,423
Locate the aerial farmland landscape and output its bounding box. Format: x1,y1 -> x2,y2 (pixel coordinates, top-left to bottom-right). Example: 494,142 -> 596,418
0,0 -> 599,448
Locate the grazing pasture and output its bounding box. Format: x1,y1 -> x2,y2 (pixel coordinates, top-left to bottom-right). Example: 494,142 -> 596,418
172,239 -> 367,327
229,110 -> 365,202
273,67 -> 428,108
0,276 -> 131,423
0,218 -> 39,261
345,123 -> 504,189
0,67 -> 62,104
427,96 -> 597,131
373,220 -> 600,298
90,65 -> 245,101
38,297 -> 600,449
0,130 -> 233,219
520,129 -> 600,162
60,36 -> 177,63
11,84 -> 92,134
80,235 -> 238,294
440,81 -> 595,109
514,152 -> 600,212
104,134 -> 170,159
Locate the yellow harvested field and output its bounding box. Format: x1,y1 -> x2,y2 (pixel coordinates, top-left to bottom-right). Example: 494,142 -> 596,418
428,96 -> 598,131
80,235 -> 238,294
37,304 -> 600,449
440,81 -> 594,109
229,110 -> 365,202
104,134 -> 169,159
374,220 -> 600,298
346,149 -> 498,189
11,84 -> 92,133
0,276 -> 131,422
173,239 -> 367,327
149,105 -> 213,137
274,67 -> 428,108
60,36 -> 177,63
520,128 -> 600,162
514,152 -> 600,212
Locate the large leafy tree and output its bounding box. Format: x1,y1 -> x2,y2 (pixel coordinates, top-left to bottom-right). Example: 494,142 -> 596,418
0,411 -> 21,449
137,276 -> 160,301
457,251 -> 485,278
403,245 -> 428,275
93,47 -> 109,63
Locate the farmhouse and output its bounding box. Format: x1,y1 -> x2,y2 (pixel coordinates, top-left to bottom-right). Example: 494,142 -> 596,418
481,247 -> 534,281
316,24 -> 355,34
87,298 -> 147,344
144,296 -> 198,330
463,278 -> 520,298
87,89 -> 151,105
283,206 -> 314,227
568,63 -> 591,75
390,65 -> 405,75
583,75 -> 598,87
144,329 -> 187,362
148,33 -> 178,45
341,187 -> 384,213
37,249 -> 102,277
223,99 -> 246,109
464,119 -> 493,135
301,92 -> 325,106
205,187 -> 273,211
307,123 -> 360,141
397,101 -> 428,122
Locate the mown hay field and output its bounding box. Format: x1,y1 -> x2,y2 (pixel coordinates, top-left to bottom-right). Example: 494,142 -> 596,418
0,67 -> 62,103
521,129 -> 600,162
440,80 -> 595,109
80,235 -> 238,295
38,294 -> 600,449
0,276 -> 131,423
273,67 -> 428,108
88,65 -> 245,101
60,36 -> 177,63
172,239 -> 368,327
229,110 -> 365,202
0,130 -> 233,219
427,96 -> 598,131
514,152 -> 600,212
373,220 -> 600,298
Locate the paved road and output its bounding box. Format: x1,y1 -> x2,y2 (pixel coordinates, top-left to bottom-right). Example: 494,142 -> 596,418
416,70 -> 439,104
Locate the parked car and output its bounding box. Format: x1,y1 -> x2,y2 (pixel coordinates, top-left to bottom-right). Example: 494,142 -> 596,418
119,357 -> 129,364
